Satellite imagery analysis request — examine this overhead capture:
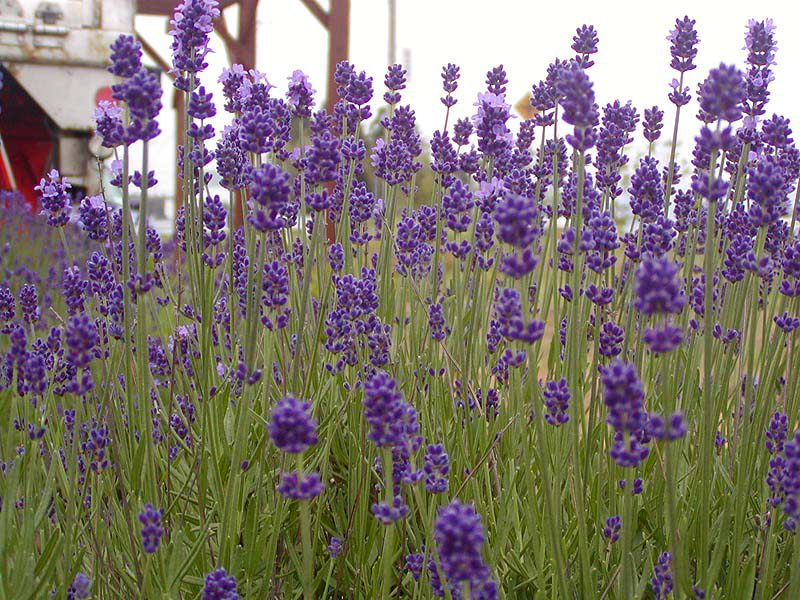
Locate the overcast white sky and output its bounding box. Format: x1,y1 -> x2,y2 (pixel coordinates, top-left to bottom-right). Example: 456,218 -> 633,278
136,0 -> 800,207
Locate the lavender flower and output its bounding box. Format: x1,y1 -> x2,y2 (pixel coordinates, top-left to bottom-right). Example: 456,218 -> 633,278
327,537 -> 343,557
472,91 -> 513,158
423,443 -> 450,493
629,156 -> 664,222
169,0 -> 220,90
651,552 -> 674,599
494,191 -> 539,248
697,63 -> 746,123
743,20 -> 777,120
601,361 -> 650,467
642,322 -> 684,354
35,169 -> 71,227
138,504 -> 164,553
643,106 -> 664,142
780,431 -> 800,530
0,287 -> 15,333
108,34 -> 142,78
557,63 -> 599,150
572,25 -> 599,68
602,516 -> 621,544
202,568 -> 239,600
19,284 -> 40,325
286,69 -> 316,117
362,371 -> 419,450
434,500 -> 497,597
112,67 -> 163,142
599,321 -> 624,358
667,16 -> 699,73
93,101 -> 124,148
648,411 -> 687,441
406,550 -> 424,581
441,63 -> 460,107
248,163 -> 291,231
383,63 -> 407,105
65,315 -> 98,369
67,573 -> 91,600
428,303 -> 450,341
268,396 -> 318,454
747,157 -> 788,228
542,378 -> 570,426
276,471 -> 325,499
634,256 -> 686,315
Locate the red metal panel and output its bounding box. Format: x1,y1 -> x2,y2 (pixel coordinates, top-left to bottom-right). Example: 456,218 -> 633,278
0,69 -> 56,210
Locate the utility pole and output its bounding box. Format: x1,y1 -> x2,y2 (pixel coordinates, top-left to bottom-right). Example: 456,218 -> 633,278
388,0 -> 396,65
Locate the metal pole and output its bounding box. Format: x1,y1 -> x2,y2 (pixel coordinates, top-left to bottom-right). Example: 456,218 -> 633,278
388,0 -> 396,65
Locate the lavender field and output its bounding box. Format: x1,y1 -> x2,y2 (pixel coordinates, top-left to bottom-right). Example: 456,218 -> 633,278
1,3 -> 800,599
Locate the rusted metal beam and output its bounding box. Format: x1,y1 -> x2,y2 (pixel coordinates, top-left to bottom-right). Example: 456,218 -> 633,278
137,0 -> 240,16
298,0 -> 328,28
325,0 -> 349,243
325,0 -> 349,116
135,30 -> 172,76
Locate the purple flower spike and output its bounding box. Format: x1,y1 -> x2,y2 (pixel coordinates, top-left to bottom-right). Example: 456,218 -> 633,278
747,157 -> 788,228
542,378 -> 570,426
441,63 -> 460,107
138,503 -> 164,554
248,163 -> 292,231
19,284 -> 40,325
371,496 -> 410,525
629,156 -> 664,222
406,550 -> 424,581
384,63 -> 407,105
602,516 -> 621,544
108,34 -> 142,78
634,256 -> 686,316
78,195 -> 108,241
202,568 -> 239,600
362,371 -> 405,448
651,552 -> 673,600
643,106 -> 664,142
428,303 -> 450,341
601,360 -> 650,468
667,16 -> 699,73
766,412 -> 789,455
423,443 -> 450,493
557,63 -> 599,150
35,169 -> 72,227
643,322 -> 684,354
276,471 -> 325,499
572,25 -> 599,68
169,0 -> 220,90
485,65 -> 508,96
65,315 -> 99,369
327,536 -> 343,557
745,19 -> 777,68
268,396 -> 318,454
697,63 -> 746,123
434,499 -> 497,597
599,321 -> 624,358
286,69 -> 316,117
648,411 -> 687,441
67,573 -> 91,600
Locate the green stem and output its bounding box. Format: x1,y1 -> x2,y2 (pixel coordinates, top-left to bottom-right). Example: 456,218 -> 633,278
380,448 -> 396,598
299,495 -> 315,600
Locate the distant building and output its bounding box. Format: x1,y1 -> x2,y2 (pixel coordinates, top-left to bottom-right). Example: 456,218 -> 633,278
0,0 -> 134,207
